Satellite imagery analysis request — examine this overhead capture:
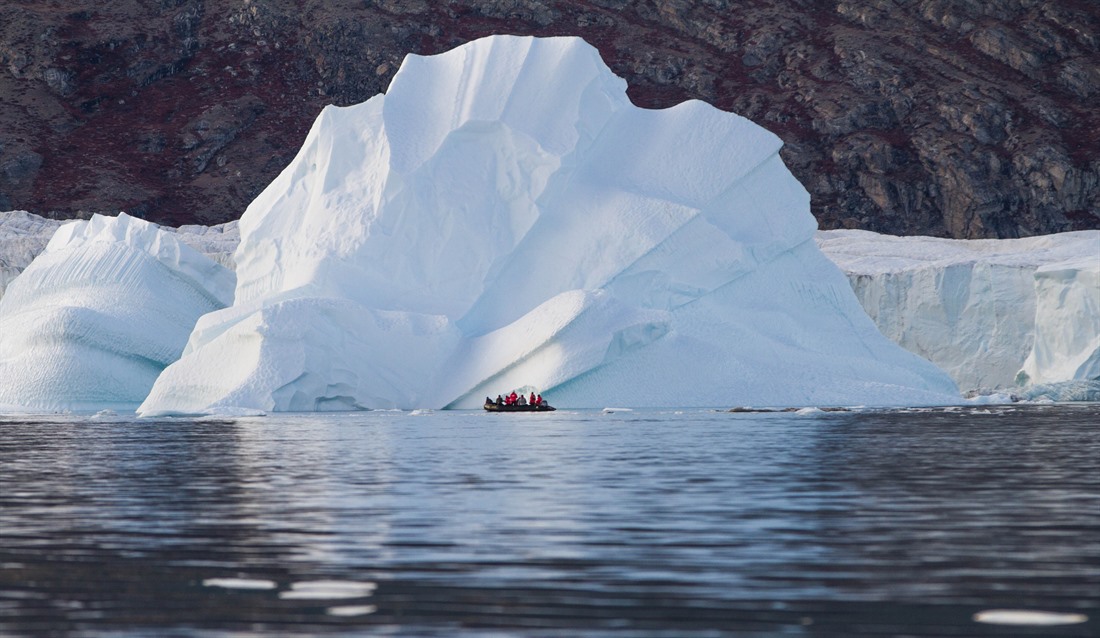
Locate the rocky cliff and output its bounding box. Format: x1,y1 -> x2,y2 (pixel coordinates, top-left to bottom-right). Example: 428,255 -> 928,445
1,0 -> 1097,237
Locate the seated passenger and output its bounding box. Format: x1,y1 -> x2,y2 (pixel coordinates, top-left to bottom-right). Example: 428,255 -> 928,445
517,394 -> 527,406
496,395 -> 504,405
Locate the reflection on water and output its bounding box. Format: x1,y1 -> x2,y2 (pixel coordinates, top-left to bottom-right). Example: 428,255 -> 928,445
1,405 -> 1097,636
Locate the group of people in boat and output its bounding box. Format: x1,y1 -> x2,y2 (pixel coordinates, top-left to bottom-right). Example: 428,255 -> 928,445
483,390 -> 552,410
496,391 -> 547,407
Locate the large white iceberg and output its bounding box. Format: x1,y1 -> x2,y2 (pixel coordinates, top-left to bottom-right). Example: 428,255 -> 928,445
138,35 -> 959,414
818,229 -> 1100,394
0,213 -> 235,412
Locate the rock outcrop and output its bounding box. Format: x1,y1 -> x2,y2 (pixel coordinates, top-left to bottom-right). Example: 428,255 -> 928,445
1,0 -> 1097,238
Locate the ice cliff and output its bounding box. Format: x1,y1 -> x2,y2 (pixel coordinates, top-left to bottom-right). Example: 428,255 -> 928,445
1018,255 -> 1099,389
818,229 -> 1100,394
0,213 -> 234,411
136,35 -> 957,414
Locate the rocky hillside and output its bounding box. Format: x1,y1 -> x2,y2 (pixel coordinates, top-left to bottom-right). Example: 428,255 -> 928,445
1,0 -> 1097,237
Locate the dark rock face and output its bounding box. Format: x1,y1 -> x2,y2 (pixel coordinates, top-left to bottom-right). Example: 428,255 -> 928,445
0,0 -> 1096,237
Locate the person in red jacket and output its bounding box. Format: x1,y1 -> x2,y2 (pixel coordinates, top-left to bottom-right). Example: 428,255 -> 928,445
536,394 -> 543,406
529,392 -> 537,406
507,391 -> 518,405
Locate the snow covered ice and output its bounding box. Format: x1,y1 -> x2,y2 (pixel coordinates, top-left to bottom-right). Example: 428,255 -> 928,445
138,35 -> 959,414
0,210 -> 238,304
818,229 -> 1100,395
0,213 -> 235,412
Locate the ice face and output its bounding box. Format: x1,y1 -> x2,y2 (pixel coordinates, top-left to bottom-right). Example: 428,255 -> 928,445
1017,255 -> 1100,387
138,35 -> 960,414
0,213 -> 235,412
818,229 -> 1100,394
0,211 -> 64,300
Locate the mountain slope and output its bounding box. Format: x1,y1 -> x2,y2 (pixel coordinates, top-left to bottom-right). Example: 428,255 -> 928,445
1,0 -> 1097,237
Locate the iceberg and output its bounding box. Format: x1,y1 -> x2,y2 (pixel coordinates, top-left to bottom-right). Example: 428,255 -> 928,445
0,213 -> 235,412
0,210 -> 239,304
818,229 -> 1100,394
138,35 -> 958,414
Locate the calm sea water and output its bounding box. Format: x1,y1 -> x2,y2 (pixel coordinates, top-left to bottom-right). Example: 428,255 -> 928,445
0,405 -> 1097,637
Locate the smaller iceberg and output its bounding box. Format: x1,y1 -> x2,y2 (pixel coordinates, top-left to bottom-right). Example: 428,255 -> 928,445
0,213 -> 235,412
0,210 -> 239,303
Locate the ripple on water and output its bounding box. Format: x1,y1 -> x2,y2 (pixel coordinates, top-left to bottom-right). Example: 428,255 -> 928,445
326,604 -> 378,617
0,406 -> 1097,636
278,580 -> 377,600
973,609 -> 1089,626
201,578 -> 277,590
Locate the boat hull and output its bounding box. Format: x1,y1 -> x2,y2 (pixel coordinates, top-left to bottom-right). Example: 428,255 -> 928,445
483,403 -> 556,412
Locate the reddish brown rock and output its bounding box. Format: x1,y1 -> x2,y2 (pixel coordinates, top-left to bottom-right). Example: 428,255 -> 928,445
0,0 -> 1097,238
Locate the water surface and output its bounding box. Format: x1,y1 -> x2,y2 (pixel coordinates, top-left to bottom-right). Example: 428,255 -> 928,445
1,405 -> 1097,636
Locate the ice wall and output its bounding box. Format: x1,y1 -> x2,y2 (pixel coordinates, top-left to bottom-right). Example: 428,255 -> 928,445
818,229 -> 1100,393
0,213 -> 235,411
139,35 -> 958,414
1017,255 -> 1100,387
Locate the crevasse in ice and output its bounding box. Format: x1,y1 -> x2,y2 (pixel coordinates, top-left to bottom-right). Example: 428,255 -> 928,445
138,35 -> 961,414
0,213 -> 235,411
